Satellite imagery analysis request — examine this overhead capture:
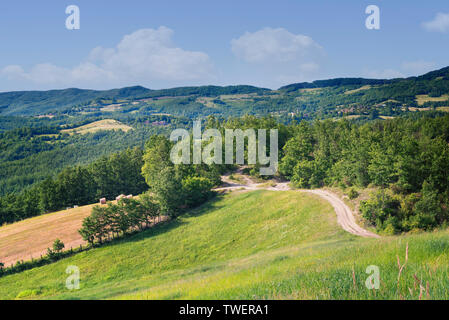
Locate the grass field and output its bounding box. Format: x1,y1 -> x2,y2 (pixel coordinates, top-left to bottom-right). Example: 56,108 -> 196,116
416,94 -> 449,106
61,119 -> 132,135
345,85 -> 372,95
1,190 -> 449,300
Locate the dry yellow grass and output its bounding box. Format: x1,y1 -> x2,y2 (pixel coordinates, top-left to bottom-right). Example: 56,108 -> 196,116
416,94 -> 449,106
0,204 -> 96,266
408,107 -> 431,112
61,119 -> 132,135
299,88 -> 321,93
100,104 -> 123,112
345,85 -> 372,95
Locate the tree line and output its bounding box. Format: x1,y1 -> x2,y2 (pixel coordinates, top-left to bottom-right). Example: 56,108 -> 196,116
0,147 -> 148,225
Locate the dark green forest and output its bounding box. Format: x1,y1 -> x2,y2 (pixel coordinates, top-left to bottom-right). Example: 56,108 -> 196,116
280,115 -> 449,234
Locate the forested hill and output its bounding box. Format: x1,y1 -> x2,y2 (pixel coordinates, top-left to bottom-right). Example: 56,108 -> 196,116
0,85 -> 269,116
278,66 -> 449,91
1,65 -> 449,118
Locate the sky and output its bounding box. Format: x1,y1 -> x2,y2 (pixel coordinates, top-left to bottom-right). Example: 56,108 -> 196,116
0,0 -> 448,91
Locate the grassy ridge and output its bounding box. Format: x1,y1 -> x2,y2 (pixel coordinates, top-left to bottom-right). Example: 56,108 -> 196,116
1,190 -> 448,300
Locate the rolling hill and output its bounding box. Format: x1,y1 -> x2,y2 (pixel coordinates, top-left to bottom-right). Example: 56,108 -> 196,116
0,85 -> 269,116
1,66 -> 449,118
1,190 -> 448,300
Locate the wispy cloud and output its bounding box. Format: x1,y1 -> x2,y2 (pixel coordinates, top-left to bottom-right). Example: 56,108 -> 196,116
422,12 -> 449,33
0,27 -> 215,89
231,27 -> 322,63
231,27 -> 324,85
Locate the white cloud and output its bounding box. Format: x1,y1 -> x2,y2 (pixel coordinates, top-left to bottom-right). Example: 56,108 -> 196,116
0,27 -> 214,89
231,27 -> 324,86
231,27 -> 322,63
422,12 -> 449,33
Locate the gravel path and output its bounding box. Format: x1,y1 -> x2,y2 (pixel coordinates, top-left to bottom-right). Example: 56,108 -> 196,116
216,170 -> 379,239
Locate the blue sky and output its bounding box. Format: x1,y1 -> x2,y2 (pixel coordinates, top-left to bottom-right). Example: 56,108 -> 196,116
0,0 -> 448,91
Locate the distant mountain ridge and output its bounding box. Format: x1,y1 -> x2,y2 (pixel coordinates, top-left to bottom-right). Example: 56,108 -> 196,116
1,66 -> 449,116
0,85 -> 269,116
278,66 -> 449,92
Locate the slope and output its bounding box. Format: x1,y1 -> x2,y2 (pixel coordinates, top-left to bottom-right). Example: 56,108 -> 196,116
1,190 -> 449,300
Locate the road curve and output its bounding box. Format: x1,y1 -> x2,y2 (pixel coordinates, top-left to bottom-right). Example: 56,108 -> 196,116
217,173 -> 379,239
303,190 -> 379,238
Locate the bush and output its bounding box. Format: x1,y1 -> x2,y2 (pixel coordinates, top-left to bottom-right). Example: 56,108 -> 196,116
360,190 -> 401,232
182,176 -> 214,208
348,188 -> 359,200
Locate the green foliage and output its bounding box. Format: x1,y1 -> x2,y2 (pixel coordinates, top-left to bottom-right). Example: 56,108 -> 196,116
347,188 -> 359,200
181,176 -> 214,207
281,115 -> 449,232
79,194 -> 161,245
0,147 -> 148,225
52,239 -> 65,253
46,239 -> 65,261
141,135 -> 220,217
360,190 -> 401,233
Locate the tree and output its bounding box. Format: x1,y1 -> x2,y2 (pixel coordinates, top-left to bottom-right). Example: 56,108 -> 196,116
52,239 -> 65,253
46,238 -> 65,260
142,135 -> 173,189
139,192 -> 160,225
182,176 -> 213,207
79,215 -> 97,245
151,167 -> 184,217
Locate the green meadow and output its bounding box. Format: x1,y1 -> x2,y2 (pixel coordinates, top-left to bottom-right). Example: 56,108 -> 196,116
1,190 -> 448,300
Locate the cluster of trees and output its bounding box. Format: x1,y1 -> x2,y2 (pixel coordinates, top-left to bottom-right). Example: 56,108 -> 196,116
279,115 -> 449,233
79,195 -> 160,245
141,135 -> 221,216
79,134 -> 222,245
0,148 -> 148,225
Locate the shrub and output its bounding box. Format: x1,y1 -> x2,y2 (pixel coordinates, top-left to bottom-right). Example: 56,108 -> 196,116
182,176 -> 214,208
348,188 -> 359,200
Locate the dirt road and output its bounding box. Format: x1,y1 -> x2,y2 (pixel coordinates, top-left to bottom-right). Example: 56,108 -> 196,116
217,170 -> 379,239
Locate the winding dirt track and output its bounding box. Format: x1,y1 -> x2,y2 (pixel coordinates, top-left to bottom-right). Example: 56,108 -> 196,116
217,172 -> 379,239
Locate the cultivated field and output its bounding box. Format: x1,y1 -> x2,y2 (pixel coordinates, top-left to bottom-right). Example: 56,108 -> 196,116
61,119 -> 132,135
345,85 -> 372,95
0,205 -> 94,267
416,94 -> 449,106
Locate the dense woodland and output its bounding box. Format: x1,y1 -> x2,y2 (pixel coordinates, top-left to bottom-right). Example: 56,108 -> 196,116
280,115 -> 449,234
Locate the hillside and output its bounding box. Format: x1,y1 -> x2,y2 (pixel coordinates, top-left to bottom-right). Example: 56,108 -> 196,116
1,67 -> 449,119
1,190 -> 448,300
0,85 -> 269,116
